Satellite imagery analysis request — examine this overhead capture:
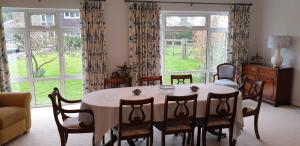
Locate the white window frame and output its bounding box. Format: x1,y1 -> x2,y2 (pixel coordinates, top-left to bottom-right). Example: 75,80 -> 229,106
3,8 -> 82,107
161,11 -> 229,84
64,12 -> 80,19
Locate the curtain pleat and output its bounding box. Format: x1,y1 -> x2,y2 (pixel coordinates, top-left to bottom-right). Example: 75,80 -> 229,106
128,2 -> 161,86
0,6 -> 11,92
80,0 -> 107,93
227,5 -> 251,83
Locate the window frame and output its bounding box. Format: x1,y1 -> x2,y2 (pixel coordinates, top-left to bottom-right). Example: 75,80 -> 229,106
3,8 -> 82,107
161,11 -> 229,84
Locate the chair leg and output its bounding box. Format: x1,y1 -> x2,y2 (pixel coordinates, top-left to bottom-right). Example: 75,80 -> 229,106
229,128 -> 233,146
190,129 -> 194,146
64,133 -> 68,142
187,132 -> 190,145
146,137 -> 149,146
197,126 -> 201,146
118,139 -> 121,146
202,128 -> 206,146
59,131 -> 66,146
218,128 -> 222,141
92,132 -> 95,146
182,133 -> 186,145
162,133 -> 165,146
150,136 -> 153,146
102,136 -> 105,144
254,115 -> 260,139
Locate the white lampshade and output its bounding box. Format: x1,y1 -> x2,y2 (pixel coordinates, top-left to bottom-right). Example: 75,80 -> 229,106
268,35 -> 291,49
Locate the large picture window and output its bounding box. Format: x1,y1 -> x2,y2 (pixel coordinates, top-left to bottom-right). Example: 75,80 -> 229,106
161,12 -> 228,84
2,8 -> 82,105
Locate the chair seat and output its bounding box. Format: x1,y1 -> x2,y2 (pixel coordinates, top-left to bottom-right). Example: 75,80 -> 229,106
113,124 -> 151,138
154,121 -> 192,132
207,118 -> 231,127
63,117 -> 81,129
0,106 -> 26,129
214,79 -> 239,89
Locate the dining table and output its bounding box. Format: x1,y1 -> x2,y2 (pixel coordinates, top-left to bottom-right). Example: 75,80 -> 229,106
78,83 -> 244,145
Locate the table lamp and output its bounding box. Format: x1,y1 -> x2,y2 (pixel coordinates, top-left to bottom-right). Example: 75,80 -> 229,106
268,35 -> 291,67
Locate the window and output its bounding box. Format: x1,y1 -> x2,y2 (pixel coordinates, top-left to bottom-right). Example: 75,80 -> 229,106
64,12 -> 80,19
3,8 -> 82,105
161,12 -> 228,84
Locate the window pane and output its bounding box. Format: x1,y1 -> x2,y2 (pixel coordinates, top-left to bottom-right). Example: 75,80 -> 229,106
208,32 -> 227,71
64,80 -> 83,100
11,82 -> 30,92
164,31 -> 207,83
210,15 -> 228,28
2,12 -> 25,28
166,16 -> 206,27
60,12 -> 80,27
34,80 -> 60,105
30,31 -> 59,78
31,14 -> 55,27
63,33 -> 82,75
5,32 -> 27,78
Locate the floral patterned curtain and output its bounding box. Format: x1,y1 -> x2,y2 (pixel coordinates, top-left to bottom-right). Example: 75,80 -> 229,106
80,0 -> 107,93
0,6 -> 11,92
128,2 -> 161,86
227,5 -> 251,83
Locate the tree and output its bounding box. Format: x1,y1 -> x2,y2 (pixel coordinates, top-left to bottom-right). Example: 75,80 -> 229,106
30,32 -> 56,78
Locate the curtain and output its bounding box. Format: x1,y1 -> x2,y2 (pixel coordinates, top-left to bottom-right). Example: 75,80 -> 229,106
227,5 -> 251,83
0,6 -> 11,92
80,0 -> 107,93
128,2 -> 161,86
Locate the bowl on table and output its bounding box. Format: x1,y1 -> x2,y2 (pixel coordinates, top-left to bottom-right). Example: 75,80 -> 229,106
190,86 -> 199,92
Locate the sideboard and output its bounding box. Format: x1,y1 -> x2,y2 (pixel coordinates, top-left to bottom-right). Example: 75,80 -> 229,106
242,64 -> 293,107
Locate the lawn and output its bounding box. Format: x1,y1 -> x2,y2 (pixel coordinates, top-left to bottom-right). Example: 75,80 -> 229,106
10,51 -> 83,105
10,47 -> 206,105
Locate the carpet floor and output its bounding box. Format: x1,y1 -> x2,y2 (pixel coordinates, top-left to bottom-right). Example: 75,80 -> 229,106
5,101 -> 300,146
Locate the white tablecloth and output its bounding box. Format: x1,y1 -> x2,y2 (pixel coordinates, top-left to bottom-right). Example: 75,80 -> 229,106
79,84 -> 244,144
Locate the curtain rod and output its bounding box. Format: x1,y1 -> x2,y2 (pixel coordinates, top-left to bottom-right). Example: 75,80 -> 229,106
124,0 -> 253,6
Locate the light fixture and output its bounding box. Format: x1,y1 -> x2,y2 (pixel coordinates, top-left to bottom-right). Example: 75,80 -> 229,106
268,35 -> 291,68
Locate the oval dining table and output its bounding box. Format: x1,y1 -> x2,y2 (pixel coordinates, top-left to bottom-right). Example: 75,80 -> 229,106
78,83 -> 244,145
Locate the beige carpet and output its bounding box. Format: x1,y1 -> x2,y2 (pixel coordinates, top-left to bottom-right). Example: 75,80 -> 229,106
5,101 -> 300,146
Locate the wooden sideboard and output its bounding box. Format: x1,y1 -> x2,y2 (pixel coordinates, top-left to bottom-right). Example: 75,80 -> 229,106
242,64 -> 293,107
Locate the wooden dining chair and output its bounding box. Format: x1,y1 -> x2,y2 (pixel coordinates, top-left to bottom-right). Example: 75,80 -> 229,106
199,91 -> 239,146
48,88 -> 95,146
138,75 -> 162,86
104,78 -> 128,89
113,98 -> 154,146
154,94 -> 198,146
239,79 -> 265,139
170,74 -> 193,84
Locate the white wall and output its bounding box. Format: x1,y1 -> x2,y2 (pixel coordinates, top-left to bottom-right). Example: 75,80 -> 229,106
255,0 -> 300,106
1,0 -> 262,81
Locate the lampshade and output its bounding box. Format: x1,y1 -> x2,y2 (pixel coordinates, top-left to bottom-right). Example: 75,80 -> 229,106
268,35 -> 291,49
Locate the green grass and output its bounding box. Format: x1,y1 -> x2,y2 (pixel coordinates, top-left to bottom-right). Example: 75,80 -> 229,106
10,47 -> 206,105
10,51 -> 82,105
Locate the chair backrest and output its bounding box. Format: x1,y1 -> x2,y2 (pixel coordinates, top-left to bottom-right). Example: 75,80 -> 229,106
217,63 -> 236,81
48,88 -> 70,120
104,78 -> 127,89
48,88 -> 65,129
164,94 -> 198,124
241,80 -> 265,111
119,98 -> 154,136
171,74 -> 193,84
204,91 -> 239,125
138,76 -> 162,86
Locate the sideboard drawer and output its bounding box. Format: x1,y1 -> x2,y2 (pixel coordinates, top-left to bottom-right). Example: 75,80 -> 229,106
243,65 -> 257,72
258,68 -> 277,77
